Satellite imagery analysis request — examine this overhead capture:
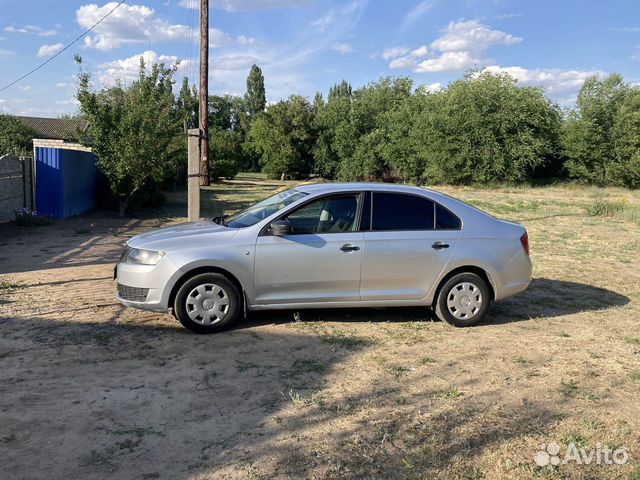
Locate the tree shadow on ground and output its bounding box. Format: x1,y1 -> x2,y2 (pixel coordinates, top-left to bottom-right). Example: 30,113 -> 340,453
238,277 -> 630,330
0,315 -> 568,480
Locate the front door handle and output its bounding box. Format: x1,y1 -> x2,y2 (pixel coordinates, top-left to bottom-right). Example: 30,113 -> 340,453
431,241 -> 449,250
340,244 -> 360,252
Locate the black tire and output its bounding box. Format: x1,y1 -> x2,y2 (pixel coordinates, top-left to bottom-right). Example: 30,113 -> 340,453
434,272 -> 490,327
173,272 -> 241,334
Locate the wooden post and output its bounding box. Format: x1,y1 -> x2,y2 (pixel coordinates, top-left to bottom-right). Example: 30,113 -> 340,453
199,0 -> 210,186
187,128 -> 201,222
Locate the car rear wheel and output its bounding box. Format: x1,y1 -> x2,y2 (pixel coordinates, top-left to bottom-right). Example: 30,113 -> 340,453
435,272 -> 490,327
174,273 -> 241,334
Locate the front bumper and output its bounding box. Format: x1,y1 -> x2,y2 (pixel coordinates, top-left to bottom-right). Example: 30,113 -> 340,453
114,255 -> 180,313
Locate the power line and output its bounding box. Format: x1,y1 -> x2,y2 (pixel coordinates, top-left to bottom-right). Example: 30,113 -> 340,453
0,0 -> 127,94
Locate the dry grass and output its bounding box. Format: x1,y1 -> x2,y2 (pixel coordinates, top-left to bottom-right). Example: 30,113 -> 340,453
0,178 -> 639,479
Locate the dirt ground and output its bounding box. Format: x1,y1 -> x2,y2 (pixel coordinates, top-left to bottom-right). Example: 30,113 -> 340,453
1,178 -> 639,480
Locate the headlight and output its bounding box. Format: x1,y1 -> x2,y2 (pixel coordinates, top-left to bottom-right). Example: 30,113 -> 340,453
121,247 -> 164,265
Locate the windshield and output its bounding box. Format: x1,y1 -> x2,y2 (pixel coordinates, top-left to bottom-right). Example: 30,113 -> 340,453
224,189 -> 308,228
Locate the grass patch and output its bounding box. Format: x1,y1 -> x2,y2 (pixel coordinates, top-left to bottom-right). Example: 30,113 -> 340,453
418,356 -> 437,365
587,198 -> 640,224
561,432 -> 586,448
320,332 -> 374,350
15,209 -> 53,227
624,336 -> 640,345
290,358 -> 327,375
560,380 -> 578,397
0,281 -> 19,291
629,371 -> 640,381
429,388 -> 462,399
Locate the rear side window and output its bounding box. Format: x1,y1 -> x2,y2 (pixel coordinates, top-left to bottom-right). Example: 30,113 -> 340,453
372,193 -> 434,231
436,204 -> 461,230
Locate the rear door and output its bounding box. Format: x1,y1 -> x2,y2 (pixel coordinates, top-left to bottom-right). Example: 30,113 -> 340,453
360,192 -> 461,301
254,193 -> 364,305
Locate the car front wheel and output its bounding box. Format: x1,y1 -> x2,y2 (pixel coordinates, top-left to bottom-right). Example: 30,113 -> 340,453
173,272 -> 241,334
435,272 -> 490,327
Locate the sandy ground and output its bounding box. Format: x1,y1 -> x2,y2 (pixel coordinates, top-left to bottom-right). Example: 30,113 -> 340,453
1,180 -> 639,479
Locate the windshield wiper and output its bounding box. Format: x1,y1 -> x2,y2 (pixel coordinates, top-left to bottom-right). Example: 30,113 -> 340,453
212,216 -> 227,226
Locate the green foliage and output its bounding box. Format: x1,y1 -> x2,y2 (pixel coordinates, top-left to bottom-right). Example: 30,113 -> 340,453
209,129 -> 243,180
249,95 -> 315,179
245,64 -> 266,119
564,74 -> 640,188
400,72 -> 561,184
15,208 -> 53,227
77,58 -> 181,215
0,115 -> 37,157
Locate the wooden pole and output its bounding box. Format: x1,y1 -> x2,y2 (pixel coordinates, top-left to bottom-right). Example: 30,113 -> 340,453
199,0 -> 210,186
187,128 -> 201,222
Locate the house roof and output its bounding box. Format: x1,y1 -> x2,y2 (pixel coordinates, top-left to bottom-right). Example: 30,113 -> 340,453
13,115 -> 88,141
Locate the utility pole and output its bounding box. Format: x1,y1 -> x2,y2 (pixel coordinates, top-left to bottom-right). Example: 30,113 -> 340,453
199,0 -> 210,186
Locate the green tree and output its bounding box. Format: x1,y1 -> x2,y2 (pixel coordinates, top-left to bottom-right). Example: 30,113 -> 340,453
245,64 -> 266,120
0,115 -> 37,157
610,88 -> 640,188
342,77 -> 413,181
404,72 -> 561,184
563,74 -> 633,186
249,95 -> 315,179
177,77 -> 198,133
77,58 -> 181,215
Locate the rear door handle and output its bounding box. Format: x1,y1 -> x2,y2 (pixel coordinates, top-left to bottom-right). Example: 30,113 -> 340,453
340,244 -> 360,252
431,242 -> 449,250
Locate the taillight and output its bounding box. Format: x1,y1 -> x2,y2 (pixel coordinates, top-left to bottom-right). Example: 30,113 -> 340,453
520,232 -> 530,256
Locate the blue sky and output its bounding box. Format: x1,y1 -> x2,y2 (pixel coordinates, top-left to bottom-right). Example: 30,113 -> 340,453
0,0 -> 639,116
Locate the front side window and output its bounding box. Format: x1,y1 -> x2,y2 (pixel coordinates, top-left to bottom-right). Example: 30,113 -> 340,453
285,194 -> 360,234
372,192 -> 434,231
225,189 -> 308,228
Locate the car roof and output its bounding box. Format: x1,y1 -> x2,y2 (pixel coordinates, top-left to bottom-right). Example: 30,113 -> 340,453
295,182 -> 454,204
296,182 -> 433,195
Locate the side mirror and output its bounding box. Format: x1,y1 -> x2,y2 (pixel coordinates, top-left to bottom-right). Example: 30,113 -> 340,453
269,220 -> 291,236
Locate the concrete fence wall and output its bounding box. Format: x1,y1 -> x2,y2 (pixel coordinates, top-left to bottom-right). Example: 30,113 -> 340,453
0,154 -> 33,223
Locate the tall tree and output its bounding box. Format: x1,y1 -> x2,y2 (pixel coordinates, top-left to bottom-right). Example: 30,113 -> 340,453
249,95 -> 315,180
563,74 -> 632,186
245,65 -> 266,119
77,58 -> 181,215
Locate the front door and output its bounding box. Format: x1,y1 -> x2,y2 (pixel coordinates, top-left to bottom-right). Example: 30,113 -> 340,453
254,193 -> 364,305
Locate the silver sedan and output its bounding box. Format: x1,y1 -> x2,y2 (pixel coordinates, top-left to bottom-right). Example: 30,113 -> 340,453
115,183 -> 532,333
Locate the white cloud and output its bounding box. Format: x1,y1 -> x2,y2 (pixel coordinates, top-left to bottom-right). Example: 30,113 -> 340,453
18,85 -> 32,92
332,42 -> 354,54
37,43 -> 64,58
237,35 -> 255,45
5,24 -> 58,37
431,20 -> 522,53
179,0 -> 312,12
383,46 -> 409,60
495,13 -> 523,20
209,28 -> 232,48
409,45 -> 429,58
417,82 -> 443,94
98,51 -> 192,85
77,2 -> 190,51
401,1 -> 434,32
415,51 -> 482,73
386,20 -> 522,73
0,49 -> 13,55
55,82 -> 69,87
311,12 -> 335,32
481,65 -> 606,94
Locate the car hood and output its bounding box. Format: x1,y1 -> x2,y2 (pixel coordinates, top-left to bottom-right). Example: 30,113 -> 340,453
126,222 -> 238,251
